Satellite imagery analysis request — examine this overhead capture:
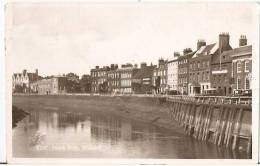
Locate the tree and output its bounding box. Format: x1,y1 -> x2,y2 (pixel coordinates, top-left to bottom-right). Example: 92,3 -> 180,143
98,81 -> 108,94
80,74 -> 91,93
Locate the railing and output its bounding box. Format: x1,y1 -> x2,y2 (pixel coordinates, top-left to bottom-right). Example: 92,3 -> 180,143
13,93 -> 252,105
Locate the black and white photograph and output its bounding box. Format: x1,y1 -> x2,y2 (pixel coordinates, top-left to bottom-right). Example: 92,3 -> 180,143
2,0 -> 260,165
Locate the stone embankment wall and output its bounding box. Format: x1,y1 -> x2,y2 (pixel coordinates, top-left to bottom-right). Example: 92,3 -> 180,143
165,96 -> 252,154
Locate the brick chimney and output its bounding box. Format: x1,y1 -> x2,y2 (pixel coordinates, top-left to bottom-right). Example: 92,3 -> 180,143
219,32 -> 230,53
110,64 -> 115,70
95,66 -> 99,69
239,35 -> 247,47
158,58 -> 164,67
174,52 -> 180,57
197,39 -> 206,50
141,62 -> 147,68
183,48 -> 193,55
22,69 -> 27,75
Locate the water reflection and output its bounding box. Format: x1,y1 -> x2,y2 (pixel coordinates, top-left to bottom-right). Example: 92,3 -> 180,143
13,110 -> 249,159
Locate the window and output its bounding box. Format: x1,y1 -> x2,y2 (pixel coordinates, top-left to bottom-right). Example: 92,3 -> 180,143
237,61 -> 242,73
237,77 -> 241,89
245,60 -> 250,72
245,77 -> 250,89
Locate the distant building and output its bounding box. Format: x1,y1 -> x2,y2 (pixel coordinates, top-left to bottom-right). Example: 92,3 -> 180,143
90,66 -> 110,93
12,69 -> 39,93
107,64 -> 120,93
188,33 -> 233,96
118,63 -> 139,94
178,48 -> 195,95
132,63 -> 155,94
30,76 -> 68,94
167,52 -> 180,94
152,59 -> 168,94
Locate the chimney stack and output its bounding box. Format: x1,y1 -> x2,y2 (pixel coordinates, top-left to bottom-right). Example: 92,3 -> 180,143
239,35 -> 247,47
174,52 -> 180,57
197,39 -> 206,50
110,64 -> 115,70
95,66 -> 99,69
141,62 -> 147,69
183,48 -> 193,55
219,32 -> 230,53
22,69 -> 27,75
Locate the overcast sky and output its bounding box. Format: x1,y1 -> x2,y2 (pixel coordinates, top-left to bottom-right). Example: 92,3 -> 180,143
6,2 -> 255,77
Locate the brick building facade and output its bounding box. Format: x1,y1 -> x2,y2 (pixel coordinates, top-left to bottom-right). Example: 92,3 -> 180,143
152,59 -> 168,94
90,66 -> 110,93
230,40 -> 252,94
188,33 -> 232,96
178,48 -> 194,95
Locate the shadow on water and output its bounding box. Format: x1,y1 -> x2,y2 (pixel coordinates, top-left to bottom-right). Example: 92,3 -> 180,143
12,108 -> 249,159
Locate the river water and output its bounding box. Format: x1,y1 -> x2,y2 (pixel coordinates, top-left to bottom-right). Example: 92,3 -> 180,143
13,109 -> 249,159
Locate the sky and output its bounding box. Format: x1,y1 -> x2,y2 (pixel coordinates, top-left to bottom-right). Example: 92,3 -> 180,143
5,2 -> 256,77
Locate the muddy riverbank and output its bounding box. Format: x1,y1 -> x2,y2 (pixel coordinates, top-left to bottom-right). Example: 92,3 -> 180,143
12,95 -> 184,134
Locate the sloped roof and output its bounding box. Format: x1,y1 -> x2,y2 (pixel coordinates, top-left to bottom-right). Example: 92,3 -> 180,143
222,45 -> 252,57
178,51 -> 196,60
27,73 -> 38,81
133,66 -> 155,79
194,43 -> 217,57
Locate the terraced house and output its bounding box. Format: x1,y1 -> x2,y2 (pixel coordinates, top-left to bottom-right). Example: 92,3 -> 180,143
188,33 -> 232,96
167,52 -> 180,94
178,48 -> 194,95
118,63 -> 139,94
230,37 -> 252,95
90,66 -> 110,93
107,64 -> 120,93
152,59 -> 167,94
132,63 -> 155,94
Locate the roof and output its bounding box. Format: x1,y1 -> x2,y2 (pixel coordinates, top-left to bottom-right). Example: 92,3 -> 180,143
13,72 -> 38,81
132,66 -> 155,79
194,43 -> 217,57
27,73 -> 38,81
168,56 -> 179,63
178,51 -> 196,60
223,45 -> 252,58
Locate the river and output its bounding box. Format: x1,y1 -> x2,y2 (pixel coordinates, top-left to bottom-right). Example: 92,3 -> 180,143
12,107 -> 249,159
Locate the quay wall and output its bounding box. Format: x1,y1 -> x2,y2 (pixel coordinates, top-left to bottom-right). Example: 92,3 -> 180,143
166,96 -> 252,154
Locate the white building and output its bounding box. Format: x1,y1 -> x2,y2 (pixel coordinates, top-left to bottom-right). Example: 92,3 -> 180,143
12,69 -> 39,93
167,53 -> 180,93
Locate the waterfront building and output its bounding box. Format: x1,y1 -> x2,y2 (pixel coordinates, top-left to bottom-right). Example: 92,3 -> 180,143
107,64 -> 120,93
188,33 -> 232,96
30,76 -> 68,94
152,59 -> 168,94
12,69 -> 39,93
118,63 -> 139,94
132,63 -> 155,94
230,36 -> 252,94
178,48 -> 194,95
90,66 -> 110,93
167,52 -> 180,94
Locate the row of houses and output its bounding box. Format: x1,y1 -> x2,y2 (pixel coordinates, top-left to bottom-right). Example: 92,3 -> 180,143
12,33 -> 252,96
90,33 -> 252,96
